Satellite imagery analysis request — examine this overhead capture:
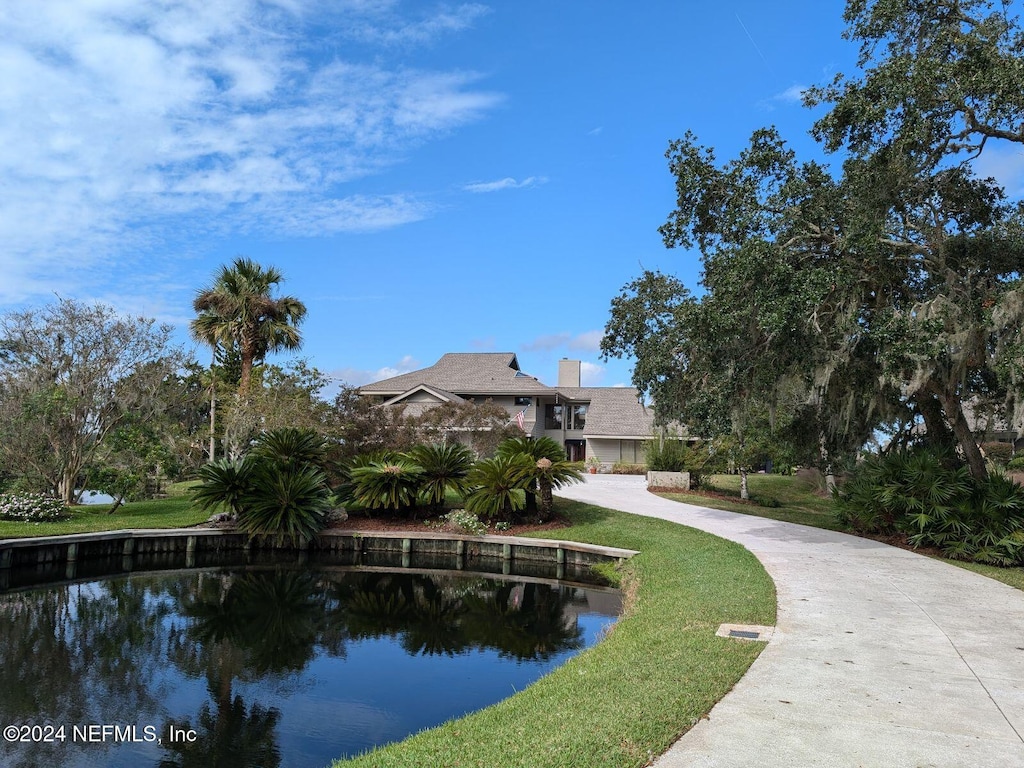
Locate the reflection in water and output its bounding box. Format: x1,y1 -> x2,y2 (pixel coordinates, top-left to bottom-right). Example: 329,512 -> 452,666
0,567 -> 619,768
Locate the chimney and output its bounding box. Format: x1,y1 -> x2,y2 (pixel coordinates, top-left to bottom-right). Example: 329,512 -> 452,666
558,358 -> 581,388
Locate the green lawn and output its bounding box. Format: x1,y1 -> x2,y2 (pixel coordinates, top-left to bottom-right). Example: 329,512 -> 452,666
0,489 -> 208,539
334,499 -> 776,768
658,473 -> 843,530
656,473 -> 1024,592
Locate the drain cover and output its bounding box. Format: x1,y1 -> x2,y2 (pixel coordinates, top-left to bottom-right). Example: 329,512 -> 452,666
716,623 -> 774,642
728,629 -> 761,639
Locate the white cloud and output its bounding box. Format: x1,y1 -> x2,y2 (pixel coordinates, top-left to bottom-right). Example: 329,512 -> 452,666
568,330 -> 603,352
580,361 -> 604,386
0,0 -> 502,303
774,84 -> 807,104
330,354 -> 421,386
340,3 -> 491,47
463,176 -> 547,193
521,330 -> 602,352
521,332 -> 571,351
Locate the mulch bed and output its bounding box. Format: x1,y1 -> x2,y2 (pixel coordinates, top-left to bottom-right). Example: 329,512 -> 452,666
324,514 -> 572,537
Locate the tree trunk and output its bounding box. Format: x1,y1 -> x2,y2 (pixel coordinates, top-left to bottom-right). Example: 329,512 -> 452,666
937,390 -> 988,481
739,468 -> 749,500
524,486 -> 538,516
916,392 -> 956,453
209,377 -> 217,462
538,480 -> 553,522
818,432 -> 837,494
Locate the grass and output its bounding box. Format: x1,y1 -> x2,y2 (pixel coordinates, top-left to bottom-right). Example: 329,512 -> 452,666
655,473 -> 1024,593
657,473 -> 844,530
0,485 -> 208,538
333,499 -> 776,768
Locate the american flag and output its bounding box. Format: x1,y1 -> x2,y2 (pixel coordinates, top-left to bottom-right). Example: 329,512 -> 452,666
515,409 -> 526,432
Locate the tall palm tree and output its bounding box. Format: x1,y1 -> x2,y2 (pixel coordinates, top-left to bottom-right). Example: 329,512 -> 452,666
191,257 -> 307,396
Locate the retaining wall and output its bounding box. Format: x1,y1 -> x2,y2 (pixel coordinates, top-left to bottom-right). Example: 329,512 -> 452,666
0,528 -> 638,592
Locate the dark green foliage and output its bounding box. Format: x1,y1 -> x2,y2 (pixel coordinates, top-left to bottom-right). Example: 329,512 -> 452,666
238,463 -> 332,544
835,448 -> 1024,565
495,436 -> 584,521
495,436 -> 565,463
192,459 -> 256,517
191,257 -> 307,396
190,427 -> 332,543
250,427 -> 328,472
464,454 -> 533,521
604,2 -> 1024,485
349,459 -> 425,513
645,439 -> 688,472
407,442 -> 475,512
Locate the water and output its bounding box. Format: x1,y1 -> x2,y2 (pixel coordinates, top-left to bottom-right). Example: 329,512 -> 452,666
0,567 -> 620,768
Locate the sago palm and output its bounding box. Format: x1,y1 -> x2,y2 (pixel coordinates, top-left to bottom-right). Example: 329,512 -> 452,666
238,463 -> 332,545
349,459 -> 425,514
464,454 -> 533,521
407,442 -> 475,512
496,436 -> 583,521
191,458 -> 256,516
251,427 -> 328,472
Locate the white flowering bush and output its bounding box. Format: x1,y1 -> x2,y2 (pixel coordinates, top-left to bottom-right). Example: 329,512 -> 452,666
440,509 -> 487,536
0,493 -> 71,522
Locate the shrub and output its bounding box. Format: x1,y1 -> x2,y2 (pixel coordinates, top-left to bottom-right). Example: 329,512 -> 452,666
190,428 -> 333,544
981,441 -> 1014,467
407,442 -> 475,511
1008,455 -> 1024,471
250,428 -> 328,471
0,493 -> 70,522
645,438 -> 688,472
835,448 -> 1024,566
192,459 -> 256,517
349,459 -> 425,513
238,463 -> 332,544
611,463 -> 647,475
495,437 -> 583,521
439,509 -> 487,536
464,454 -> 532,521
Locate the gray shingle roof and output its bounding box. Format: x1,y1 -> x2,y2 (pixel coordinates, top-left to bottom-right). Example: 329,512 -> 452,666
360,353 -> 656,438
557,387 -> 654,437
359,353 -> 551,395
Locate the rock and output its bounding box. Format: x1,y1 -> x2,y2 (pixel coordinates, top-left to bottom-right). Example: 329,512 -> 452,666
326,508 -> 348,524
207,512 -> 236,526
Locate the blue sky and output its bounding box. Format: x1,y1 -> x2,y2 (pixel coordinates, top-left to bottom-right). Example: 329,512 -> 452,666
6,1 -> 1022,392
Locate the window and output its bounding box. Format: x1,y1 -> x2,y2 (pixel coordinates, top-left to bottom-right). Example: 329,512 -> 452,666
568,404 -> 587,430
544,404 -> 563,430
514,396 -> 532,406
620,440 -> 643,463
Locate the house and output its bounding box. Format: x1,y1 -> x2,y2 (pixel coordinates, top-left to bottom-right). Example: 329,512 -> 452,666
358,352 -> 658,467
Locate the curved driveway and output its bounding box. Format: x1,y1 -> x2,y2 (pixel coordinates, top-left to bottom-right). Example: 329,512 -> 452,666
557,475 -> 1024,768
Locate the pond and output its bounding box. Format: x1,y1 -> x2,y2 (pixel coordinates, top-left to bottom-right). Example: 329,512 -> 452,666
0,565 -> 621,768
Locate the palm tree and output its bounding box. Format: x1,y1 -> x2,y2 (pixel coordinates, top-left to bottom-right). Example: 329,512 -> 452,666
407,442 -> 476,513
464,454 -> 533,521
191,257 -> 307,396
496,436 -> 583,521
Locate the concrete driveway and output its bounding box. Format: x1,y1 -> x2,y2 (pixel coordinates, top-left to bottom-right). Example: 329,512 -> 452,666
556,474 -> 1024,768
